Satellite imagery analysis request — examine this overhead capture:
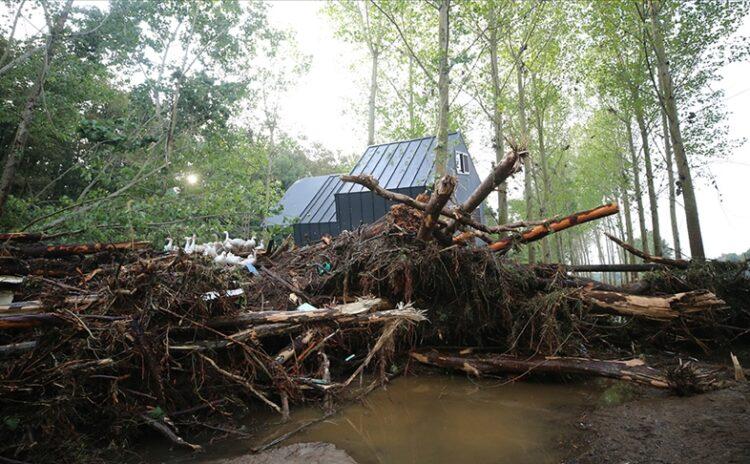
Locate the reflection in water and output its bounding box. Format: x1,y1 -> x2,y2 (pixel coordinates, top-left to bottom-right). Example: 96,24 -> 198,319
285,375 -> 596,464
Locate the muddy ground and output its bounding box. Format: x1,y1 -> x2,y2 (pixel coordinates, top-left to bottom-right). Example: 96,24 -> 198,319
213,443 -> 357,464
570,382 -> 750,464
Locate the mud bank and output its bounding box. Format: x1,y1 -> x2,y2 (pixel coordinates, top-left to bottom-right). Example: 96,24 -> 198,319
570,382 -> 750,464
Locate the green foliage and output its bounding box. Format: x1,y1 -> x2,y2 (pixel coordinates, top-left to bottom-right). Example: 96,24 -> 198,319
0,0 -> 355,245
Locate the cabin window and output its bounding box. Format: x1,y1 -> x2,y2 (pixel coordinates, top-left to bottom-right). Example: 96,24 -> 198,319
455,151 -> 470,174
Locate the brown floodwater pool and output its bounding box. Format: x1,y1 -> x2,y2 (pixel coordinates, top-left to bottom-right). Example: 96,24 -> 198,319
157,375 -> 603,464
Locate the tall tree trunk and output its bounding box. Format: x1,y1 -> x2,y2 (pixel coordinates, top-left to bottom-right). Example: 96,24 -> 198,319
367,50 -> 379,146
265,123 -> 276,212
647,0 -> 704,259
633,103 -> 662,256
626,118 -> 649,255
516,57 -> 534,263
617,150 -> 636,272
0,0 -> 73,218
554,233 -> 563,263
434,0 -> 450,178
408,53 -> 415,136
534,89 -> 552,262
660,84 -> 682,259
488,10 -> 507,232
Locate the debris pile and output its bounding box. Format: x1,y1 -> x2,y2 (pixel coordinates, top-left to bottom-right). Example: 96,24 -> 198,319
0,235 -> 424,463
1,148 -> 747,462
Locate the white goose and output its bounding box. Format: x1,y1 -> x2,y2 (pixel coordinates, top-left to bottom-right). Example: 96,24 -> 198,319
163,238 -> 178,253
223,231 -> 246,251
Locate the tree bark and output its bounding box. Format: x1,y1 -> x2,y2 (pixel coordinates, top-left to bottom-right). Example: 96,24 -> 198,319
434,0 -> 450,178
516,57 -> 535,263
411,349 -> 670,388
633,101 -> 662,255
443,148 -> 524,234
584,289 -> 727,321
367,50 -> 379,145
417,175 -> 457,241
0,0 -> 74,217
647,0 -> 704,259
626,118 -> 649,255
660,83 -> 682,259
5,241 -> 151,258
488,203 -> 619,253
488,9 -> 508,232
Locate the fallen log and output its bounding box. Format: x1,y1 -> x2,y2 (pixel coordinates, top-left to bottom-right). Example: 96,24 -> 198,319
207,298 -> 389,328
605,233 -> 690,269
410,348 -> 670,388
584,289 -> 727,321
207,304 -> 426,330
0,230 -> 83,243
416,175 -> 457,242
0,313 -> 67,329
488,203 -> 619,252
3,241 -> 151,258
565,263 -> 666,272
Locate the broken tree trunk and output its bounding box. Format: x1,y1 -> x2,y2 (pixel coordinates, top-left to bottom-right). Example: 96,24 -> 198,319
410,348 -> 670,388
605,233 -> 689,269
207,298 -> 388,328
566,263 -> 666,273
583,289 -> 727,321
416,175 -> 457,242
208,305 -> 426,330
443,148 -> 525,234
341,174 -> 492,234
489,203 -> 619,252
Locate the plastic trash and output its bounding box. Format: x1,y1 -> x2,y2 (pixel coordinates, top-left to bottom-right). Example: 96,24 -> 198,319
296,303 -> 317,312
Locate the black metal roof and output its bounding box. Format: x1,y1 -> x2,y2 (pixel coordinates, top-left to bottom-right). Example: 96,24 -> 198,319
297,174 -> 343,224
338,132 -> 463,194
273,132 -> 465,226
264,174 -> 335,225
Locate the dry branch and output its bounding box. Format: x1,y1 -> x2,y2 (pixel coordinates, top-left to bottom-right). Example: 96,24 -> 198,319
489,203 -> 619,252
605,232 -> 690,269
340,174 -> 491,234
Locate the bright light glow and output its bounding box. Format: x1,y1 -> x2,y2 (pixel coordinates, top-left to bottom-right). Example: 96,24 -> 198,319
185,173 -> 199,185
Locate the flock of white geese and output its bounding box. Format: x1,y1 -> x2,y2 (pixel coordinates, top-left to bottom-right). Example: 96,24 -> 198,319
163,231 -> 264,267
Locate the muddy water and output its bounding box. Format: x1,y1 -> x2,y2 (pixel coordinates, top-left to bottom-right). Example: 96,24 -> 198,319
164,375 -> 600,464
285,376 -> 596,464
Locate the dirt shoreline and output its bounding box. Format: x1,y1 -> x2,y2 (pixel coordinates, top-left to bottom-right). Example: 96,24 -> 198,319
569,382 -> 750,464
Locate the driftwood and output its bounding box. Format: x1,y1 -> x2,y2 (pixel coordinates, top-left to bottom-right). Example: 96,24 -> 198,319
584,289 -> 727,321
410,348 -> 670,388
275,329 -> 317,365
416,175 -> 457,241
489,203 -> 619,252
605,233 -> 690,269
207,298 -> 388,328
